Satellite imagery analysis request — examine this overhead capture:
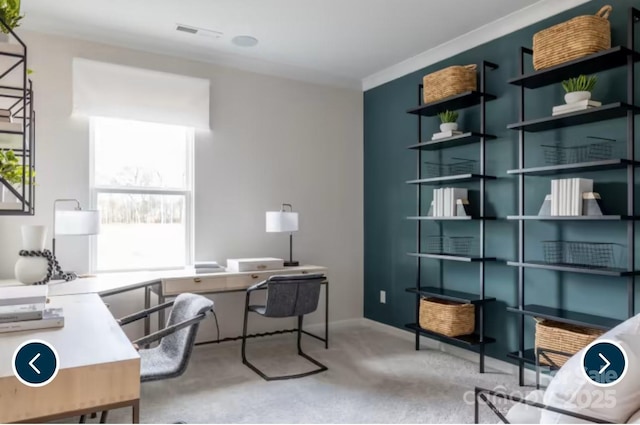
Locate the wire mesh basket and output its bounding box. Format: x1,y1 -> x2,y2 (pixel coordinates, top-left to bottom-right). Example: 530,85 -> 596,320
426,236 -> 476,255
543,137 -> 616,165
424,158 -> 478,178
542,241 -> 621,268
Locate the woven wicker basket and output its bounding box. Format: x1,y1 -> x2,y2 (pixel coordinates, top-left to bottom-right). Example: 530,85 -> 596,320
419,297 -> 475,337
535,319 -> 604,367
422,65 -> 477,104
533,5 -> 612,71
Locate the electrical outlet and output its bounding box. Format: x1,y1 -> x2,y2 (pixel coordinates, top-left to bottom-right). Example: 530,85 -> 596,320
380,290 -> 386,304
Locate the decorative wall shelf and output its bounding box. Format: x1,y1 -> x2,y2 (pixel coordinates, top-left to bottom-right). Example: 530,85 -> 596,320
507,215 -> 638,221
407,91 -> 496,117
409,252 -> 496,263
506,304 -> 621,330
507,261 -> 637,277
405,323 -> 496,347
406,287 -> 496,305
407,174 -> 496,185
507,103 -> 640,133
0,23 -> 35,216
408,132 -> 496,151
507,159 -> 638,176
407,216 -> 496,221
508,46 -> 640,89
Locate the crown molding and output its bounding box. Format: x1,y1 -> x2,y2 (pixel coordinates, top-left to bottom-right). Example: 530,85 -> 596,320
361,0 -> 593,91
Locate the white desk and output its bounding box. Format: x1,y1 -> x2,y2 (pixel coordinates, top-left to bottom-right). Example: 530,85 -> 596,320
0,264 -> 329,422
0,294 -> 140,423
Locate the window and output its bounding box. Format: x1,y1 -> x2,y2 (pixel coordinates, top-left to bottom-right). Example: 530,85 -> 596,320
90,117 -> 194,272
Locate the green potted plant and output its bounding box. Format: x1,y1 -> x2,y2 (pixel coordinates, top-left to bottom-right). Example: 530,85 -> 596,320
0,149 -> 34,201
562,75 -> 597,104
0,0 -> 22,36
438,110 -> 459,132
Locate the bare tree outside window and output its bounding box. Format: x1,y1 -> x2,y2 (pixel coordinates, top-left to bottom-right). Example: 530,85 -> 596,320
91,117 -> 193,272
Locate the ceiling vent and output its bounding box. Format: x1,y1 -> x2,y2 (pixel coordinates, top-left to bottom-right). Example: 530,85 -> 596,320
175,24 -> 223,39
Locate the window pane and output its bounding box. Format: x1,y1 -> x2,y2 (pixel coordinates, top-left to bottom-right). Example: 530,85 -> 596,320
94,117 -> 189,189
96,192 -> 187,271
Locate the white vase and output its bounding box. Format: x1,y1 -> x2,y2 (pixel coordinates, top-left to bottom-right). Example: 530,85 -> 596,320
14,225 -> 49,285
440,122 -> 458,132
565,91 -> 591,104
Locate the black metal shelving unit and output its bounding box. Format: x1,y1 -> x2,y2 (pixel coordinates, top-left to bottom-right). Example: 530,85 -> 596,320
507,7 -> 640,386
405,61 -> 498,373
0,22 -> 35,216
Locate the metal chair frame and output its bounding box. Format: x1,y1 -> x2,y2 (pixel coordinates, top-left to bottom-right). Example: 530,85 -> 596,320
241,277 -> 328,381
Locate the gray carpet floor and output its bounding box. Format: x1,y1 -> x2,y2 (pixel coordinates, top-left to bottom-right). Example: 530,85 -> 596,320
73,322 -> 522,424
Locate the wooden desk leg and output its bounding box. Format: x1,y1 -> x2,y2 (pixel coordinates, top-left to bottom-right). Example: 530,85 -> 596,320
132,399 -> 140,424
325,281 -> 329,349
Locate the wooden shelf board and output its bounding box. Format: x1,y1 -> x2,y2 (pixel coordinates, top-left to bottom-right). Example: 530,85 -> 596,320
506,304 -> 621,330
508,103 -> 640,133
406,287 -> 496,304
407,91 -> 496,117
406,323 -> 496,346
508,47 -> 640,89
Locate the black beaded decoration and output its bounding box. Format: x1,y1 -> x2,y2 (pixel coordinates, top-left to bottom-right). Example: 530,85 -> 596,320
18,249 -> 77,285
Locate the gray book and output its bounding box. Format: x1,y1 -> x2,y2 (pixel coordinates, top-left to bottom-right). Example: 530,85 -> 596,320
0,308 -> 64,333
0,303 -> 44,323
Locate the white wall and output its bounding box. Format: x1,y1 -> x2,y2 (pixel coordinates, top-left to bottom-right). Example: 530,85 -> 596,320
0,31 -> 363,340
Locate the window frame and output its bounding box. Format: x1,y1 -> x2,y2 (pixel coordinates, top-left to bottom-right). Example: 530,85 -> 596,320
89,116 -> 195,273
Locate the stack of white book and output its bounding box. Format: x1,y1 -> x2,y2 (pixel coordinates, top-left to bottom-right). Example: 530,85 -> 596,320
194,261 -> 226,274
431,188 -> 468,217
0,286 -> 64,333
552,100 -> 601,116
432,130 -> 462,141
550,178 -> 593,216
0,109 -> 12,123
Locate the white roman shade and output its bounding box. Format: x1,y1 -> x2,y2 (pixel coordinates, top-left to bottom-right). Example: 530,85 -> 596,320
72,58 -> 210,129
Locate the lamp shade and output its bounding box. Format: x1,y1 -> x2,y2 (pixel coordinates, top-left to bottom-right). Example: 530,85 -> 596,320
266,211 -> 299,233
55,210 -> 101,236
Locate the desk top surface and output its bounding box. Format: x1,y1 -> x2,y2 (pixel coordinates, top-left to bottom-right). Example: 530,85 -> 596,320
0,293 -> 139,378
0,265 -> 327,297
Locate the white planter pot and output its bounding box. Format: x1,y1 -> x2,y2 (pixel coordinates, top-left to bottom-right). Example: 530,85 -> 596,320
0,33 -> 9,43
565,91 -> 591,104
440,122 -> 458,132
15,225 -> 49,285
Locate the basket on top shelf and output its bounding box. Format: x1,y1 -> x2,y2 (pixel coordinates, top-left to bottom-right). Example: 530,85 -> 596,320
533,5 -> 612,71
535,319 -> 604,367
419,298 -> 475,337
422,65 -> 477,104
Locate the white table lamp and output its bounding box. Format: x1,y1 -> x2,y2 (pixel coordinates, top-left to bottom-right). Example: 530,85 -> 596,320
52,199 -> 101,278
266,203 -> 299,267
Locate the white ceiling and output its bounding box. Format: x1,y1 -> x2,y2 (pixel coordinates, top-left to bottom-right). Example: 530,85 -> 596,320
22,0 -> 546,89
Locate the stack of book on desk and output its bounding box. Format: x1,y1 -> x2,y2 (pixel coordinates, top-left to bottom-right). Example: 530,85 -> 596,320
0,286 -> 64,333
194,261 -> 226,274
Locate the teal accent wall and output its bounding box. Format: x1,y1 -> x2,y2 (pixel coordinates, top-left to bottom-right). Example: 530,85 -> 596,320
364,0 -> 640,361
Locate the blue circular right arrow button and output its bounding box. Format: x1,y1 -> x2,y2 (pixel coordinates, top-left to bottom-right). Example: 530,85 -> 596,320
582,340 -> 628,387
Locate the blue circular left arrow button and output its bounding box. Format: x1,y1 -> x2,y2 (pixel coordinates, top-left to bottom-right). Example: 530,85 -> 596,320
12,340 -> 59,387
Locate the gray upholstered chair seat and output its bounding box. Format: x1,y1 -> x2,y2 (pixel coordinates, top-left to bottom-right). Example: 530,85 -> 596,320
140,349 -> 183,382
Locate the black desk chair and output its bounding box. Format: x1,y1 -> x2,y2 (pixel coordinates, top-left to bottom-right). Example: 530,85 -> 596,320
242,273 -> 328,381
82,293 -> 214,424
